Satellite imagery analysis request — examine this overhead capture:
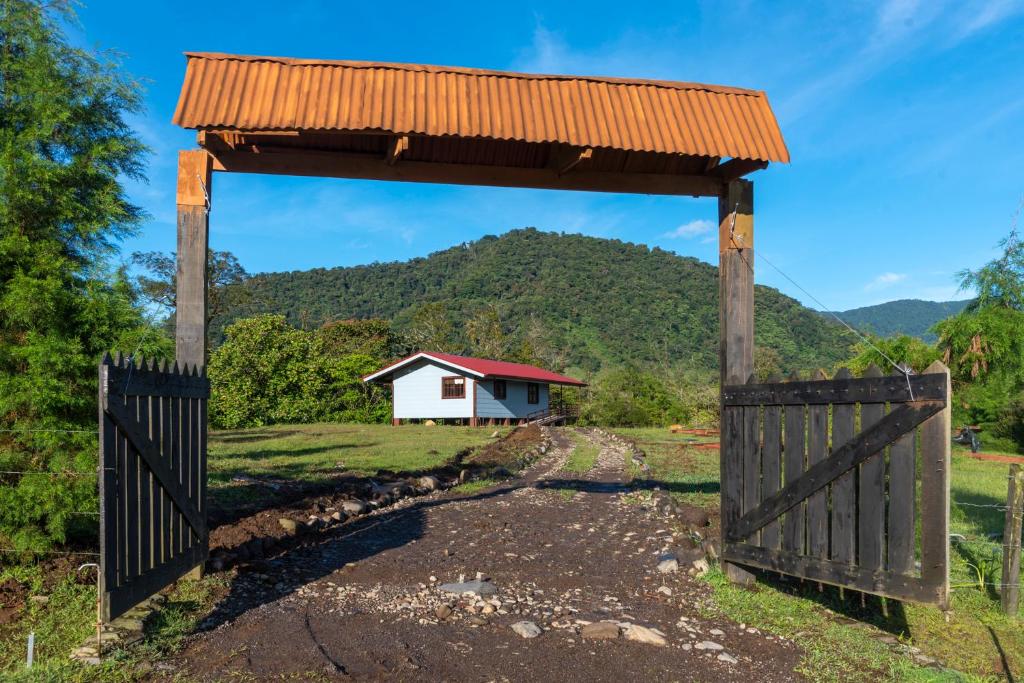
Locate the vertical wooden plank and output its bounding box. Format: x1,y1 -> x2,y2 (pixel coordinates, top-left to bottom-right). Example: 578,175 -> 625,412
718,178 -> 755,586
136,370 -> 152,575
169,380 -> 181,559
742,376 -> 761,545
831,368 -> 856,565
183,385 -> 194,550
858,365 -> 885,572
782,372 -> 806,555
175,150 -> 212,370
806,369 -> 829,562
888,367 -> 916,574
98,357 -> 118,618
198,372 -> 209,554
920,360 -> 950,608
721,405 -> 745,551
160,372 -> 173,566
124,386 -> 139,580
761,375 -> 783,550
116,362 -> 128,587
1002,465 -> 1024,615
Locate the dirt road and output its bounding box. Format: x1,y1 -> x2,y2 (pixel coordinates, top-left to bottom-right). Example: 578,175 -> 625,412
160,428 -> 804,681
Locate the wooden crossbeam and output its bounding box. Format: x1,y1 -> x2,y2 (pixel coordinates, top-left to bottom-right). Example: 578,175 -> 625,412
104,397 -> 208,539
207,147 -> 723,197
726,400 -> 945,542
711,157 -> 768,181
722,372 -> 947,406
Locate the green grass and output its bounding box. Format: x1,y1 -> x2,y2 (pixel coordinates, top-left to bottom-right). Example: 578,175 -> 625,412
613,426 -> 1024,682
449,477 -> 502,495
208,423 -> 504,508
562,432 -> 600,474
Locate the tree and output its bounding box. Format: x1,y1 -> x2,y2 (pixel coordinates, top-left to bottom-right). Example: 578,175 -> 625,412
465,305 -> 507,359
131,248 -> 254,326
0,0 -> 166,550
935,224 -> 1024,448
753,345 -> 783,381
406,302 -> 458,353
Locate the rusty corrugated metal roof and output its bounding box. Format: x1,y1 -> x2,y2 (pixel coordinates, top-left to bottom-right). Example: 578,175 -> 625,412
173,52 -> 788,164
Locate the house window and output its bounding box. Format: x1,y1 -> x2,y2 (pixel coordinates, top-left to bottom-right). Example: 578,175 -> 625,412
527,382 -> 539,404
493,379 -> 507,400
442,376 -> 466,399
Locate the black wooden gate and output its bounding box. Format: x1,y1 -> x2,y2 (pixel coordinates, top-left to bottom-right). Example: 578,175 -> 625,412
98,354 -> 209,621
720,362 -> 951,607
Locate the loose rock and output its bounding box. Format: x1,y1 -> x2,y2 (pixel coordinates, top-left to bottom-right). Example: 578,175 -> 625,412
438,579 -> 498,595
624,624 -> 667,646
695,641 -> 724,651
581,621 -> 620,640
278,518 -> 298,534
511,621 -> 542,638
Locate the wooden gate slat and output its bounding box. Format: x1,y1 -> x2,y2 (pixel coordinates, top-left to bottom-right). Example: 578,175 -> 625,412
806,368 -> 829,561
888,366 -> 916,574
721,405 -> 744,545
831,368 -> 856,566
919,361 -> 951,607
98,360 -> 118,607
761,380 -> 782,549
858,365 -> 885,572
742,381 -> 761,545
782,374 -> 805,554
137,386 -> 152,575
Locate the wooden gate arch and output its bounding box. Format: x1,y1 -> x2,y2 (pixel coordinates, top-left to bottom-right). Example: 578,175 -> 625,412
95,51 -> 951,618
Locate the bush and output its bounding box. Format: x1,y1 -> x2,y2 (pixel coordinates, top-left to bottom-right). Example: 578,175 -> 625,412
209,315 -> 392,428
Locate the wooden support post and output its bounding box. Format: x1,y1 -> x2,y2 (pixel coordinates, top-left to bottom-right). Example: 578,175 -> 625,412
175,150 -> 212,370
719,179 -> 755,586
1002,464 -> 1024,616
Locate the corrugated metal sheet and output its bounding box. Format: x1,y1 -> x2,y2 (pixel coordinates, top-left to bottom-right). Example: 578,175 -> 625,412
173,53 -> 788,164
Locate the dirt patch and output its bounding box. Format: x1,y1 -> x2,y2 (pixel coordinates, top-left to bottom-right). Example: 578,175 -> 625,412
0,554 -> 95,626
154,428 -> 804,682
466,423 -> 545,469
966,452 -> 1024,464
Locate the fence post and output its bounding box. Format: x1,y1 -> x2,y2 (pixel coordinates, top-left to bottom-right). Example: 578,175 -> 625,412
1002,464 -> 1024,616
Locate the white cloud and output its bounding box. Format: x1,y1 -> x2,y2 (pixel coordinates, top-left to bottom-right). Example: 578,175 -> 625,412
864,272 -> 908,291
663,219 -> 715,239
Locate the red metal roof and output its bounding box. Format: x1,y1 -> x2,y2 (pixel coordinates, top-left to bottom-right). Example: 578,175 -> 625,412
363,352 -> 587,386
173,52 -> 788,164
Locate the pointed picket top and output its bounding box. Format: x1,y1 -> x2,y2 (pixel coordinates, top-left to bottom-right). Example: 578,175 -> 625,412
788,370 -> 802,383
101,351 -> 113,366
767,373 -> 783,384
199,364 -> 207,378
172,360 -> 180,376
811,368 -> 827,381
746,372 -> 758,385
834,367 -> 853,380
863,363 -> 883,379
923,359 -> 950,376
160,359 -> 169,373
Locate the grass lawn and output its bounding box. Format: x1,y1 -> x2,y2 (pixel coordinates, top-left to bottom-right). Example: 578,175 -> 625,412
615,427 -> 1024,682
207,423 -> 504,509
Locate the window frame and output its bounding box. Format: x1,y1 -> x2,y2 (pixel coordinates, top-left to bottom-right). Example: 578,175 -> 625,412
527,382 -> 540,405
492,379 -> 507,400
441,375 -> 467,400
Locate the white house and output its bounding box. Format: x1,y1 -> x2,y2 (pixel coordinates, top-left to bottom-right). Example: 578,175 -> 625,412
363,351 -> 587,426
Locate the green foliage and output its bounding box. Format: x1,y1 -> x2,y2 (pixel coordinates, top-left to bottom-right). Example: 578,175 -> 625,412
0,1 -> 164,551
836,299 -> 970,342
582,366 -> 682,427
213,229 -> 854,375
934,230 -> 1024,445
131,248 -> 255,328
208,315 -> 392,428
844,334 -> 941,376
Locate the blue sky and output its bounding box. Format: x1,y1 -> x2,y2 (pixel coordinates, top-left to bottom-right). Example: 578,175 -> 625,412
69,1 -> 1024,311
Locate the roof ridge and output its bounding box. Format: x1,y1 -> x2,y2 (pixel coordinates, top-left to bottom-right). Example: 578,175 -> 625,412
182,51 -> 765,98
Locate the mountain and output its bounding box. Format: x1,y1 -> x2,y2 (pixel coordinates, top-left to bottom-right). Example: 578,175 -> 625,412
215,228 -> 854,376
834,299 -> 971,342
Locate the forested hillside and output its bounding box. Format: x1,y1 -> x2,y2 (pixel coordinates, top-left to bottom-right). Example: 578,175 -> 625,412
836,299 -> 971,341
214,229 -> 853,375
